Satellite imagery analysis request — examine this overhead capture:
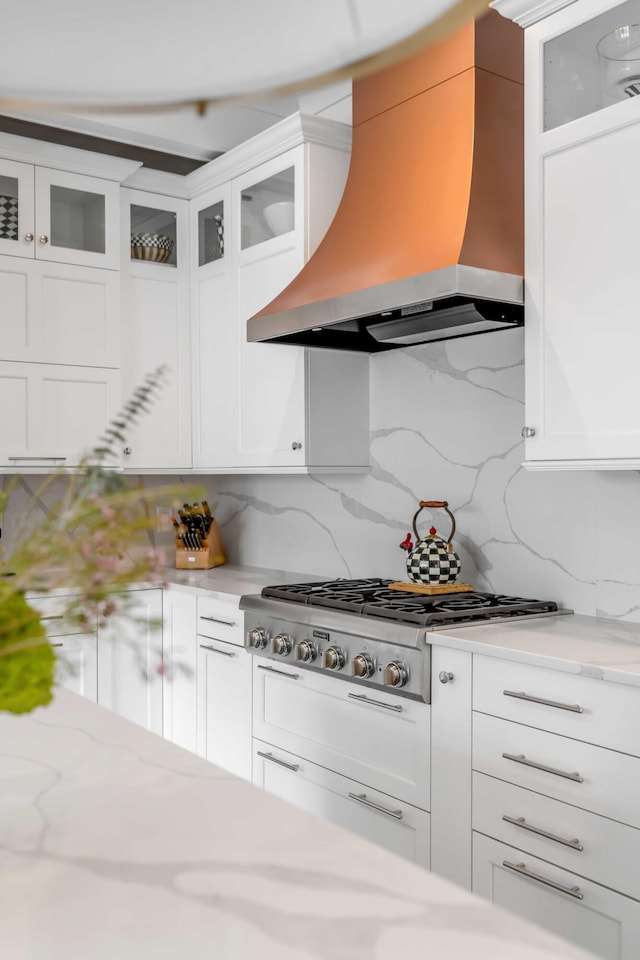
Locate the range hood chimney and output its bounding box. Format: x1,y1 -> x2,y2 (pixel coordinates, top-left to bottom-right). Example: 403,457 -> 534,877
247,10 -> 524,352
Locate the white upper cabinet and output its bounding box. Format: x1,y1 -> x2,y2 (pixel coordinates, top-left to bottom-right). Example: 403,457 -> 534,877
120,187 -> 192,470
0,158 -> 121,269
511,0 -> 640,468
0,255 -> 120,367
190,114 -> 370,474
0,360 -> 121,468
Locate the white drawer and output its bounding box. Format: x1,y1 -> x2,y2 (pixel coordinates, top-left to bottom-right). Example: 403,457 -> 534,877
253,738 -> 430,867
29,594 -> 96,637
473,771 -> 640,902
473,712 -> 640,830
196,596 -> 244,646
253,660 -> 430,810
473,833 -> 640,960
474,655 -> 640,757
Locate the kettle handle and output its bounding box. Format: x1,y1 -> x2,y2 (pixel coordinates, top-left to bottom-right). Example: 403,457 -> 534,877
412,500 -> 457,551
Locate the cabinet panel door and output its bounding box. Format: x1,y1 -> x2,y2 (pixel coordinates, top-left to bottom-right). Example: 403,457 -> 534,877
473,833 -> 640,960
253,660 -> 430,809
54,633 -> 98,703
0,361 -> 120,467
527,121 -> 640,462
473,712 -> 640,829
0,257 -> 119,367
473,771 -> 640,903
0,158 -> 34,259
97,589 -> 163,734
121,188 -> 191,470
34,167 -> 119,269
162,588 -> 198,753
196,640 -> 252,780
473,655 -> 640,757
39,263 -> 120,367
0,257 -> 30,354
237,244 -> 306,467
253,739 -> 430,867
192,265 -> 237,468
38,365 -> 121,466
122,274 -> 191,468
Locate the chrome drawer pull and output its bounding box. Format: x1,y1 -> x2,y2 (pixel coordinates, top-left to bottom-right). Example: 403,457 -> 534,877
348,693 -> 402,713
199,643 -> 235,658
502,815 -> 583,850
51,642 -> 64,648
502,752 -> 583,782
199,615 -> 237,627
502,860 -> 584,900
256,750 -> 299,772
257,665 -> 299,680
7,456 -> 67,461
503,690 -> 583,714
348,792 -> 403,820
41,614 -> 64,621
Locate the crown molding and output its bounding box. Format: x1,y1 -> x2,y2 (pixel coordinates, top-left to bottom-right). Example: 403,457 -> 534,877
186,112 -> 351,199
0,130 -> 140,181
490,0 -> 579,26
121,167 -> 191,198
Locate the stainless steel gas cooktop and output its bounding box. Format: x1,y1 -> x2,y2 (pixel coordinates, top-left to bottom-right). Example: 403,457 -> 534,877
240,579 -> 562,704
260,578 -> 559,627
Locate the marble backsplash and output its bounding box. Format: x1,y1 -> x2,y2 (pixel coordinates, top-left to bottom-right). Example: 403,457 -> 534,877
4,327 -> 640,621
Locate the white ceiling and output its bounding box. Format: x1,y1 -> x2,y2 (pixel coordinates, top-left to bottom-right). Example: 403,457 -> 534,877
3,80 -> 352,163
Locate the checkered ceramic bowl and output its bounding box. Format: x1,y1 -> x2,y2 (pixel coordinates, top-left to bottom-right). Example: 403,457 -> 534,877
130,232 -> 174,263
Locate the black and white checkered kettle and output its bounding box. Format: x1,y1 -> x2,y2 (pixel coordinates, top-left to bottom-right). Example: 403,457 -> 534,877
400,500 -> 462,585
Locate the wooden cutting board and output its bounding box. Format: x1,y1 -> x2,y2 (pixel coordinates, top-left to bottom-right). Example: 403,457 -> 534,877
388,581 -> 474,595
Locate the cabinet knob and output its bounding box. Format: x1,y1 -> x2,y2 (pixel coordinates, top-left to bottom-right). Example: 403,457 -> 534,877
521,426 -> 536,439
24,233 -> 34,243
439,671 -> 454,684
291,441 -> 302,451
39,235 -> 49,244
123,446 -> 132,456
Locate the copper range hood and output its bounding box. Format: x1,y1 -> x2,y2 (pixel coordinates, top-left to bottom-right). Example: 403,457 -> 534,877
247,10 -> 524,352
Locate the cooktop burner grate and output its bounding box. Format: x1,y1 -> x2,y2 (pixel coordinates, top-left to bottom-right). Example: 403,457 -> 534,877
261,579 -> 558,627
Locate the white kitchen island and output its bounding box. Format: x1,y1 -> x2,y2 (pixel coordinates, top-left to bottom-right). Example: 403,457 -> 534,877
0,689 -> 594,960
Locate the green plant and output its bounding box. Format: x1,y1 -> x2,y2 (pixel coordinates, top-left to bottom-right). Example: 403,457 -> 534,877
0,366 -> 200,715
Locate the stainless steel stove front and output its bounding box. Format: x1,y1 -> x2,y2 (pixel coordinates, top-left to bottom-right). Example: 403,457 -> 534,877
241,594 -> 431,703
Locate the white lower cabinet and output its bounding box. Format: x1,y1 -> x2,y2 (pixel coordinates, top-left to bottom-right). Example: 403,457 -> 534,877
472,652 -> 640,958
196,638 -> 252,780
473,833 -> 640,960
97,589 -> 163,734
253,659 -> 430,809
29,593 -> 98,702
162,587 -> 198,753
253,738 -> 430,867
54,633 -> 98,702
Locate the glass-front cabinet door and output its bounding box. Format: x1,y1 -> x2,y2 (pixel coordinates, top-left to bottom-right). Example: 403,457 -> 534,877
0,158 -> 35,258
130,202 -> 177,267
542,0 -> 640,131
240,164 -> 295,250
34,167 -> 120,269
197,198 -> 225,268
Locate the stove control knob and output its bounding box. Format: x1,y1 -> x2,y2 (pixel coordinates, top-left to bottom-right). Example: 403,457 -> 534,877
295,640 -> 316,663
323,646 -> 345,671
352,653 -> 375,679
384,661 -> 408,688
272,634 -> 292,656
248,628 -> 268,649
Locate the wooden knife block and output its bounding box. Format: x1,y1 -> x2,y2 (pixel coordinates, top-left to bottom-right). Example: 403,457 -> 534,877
175,519 -> 226,570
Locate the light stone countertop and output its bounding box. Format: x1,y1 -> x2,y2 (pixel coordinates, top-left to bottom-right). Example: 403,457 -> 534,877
159,564 -> 640,691
429,612 -> 640,688
0,688 -> 595,960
